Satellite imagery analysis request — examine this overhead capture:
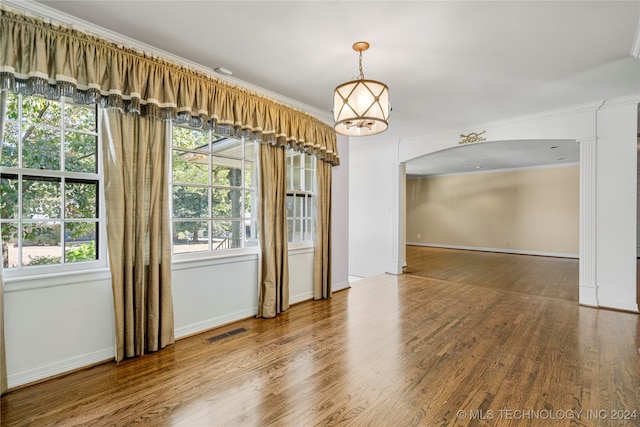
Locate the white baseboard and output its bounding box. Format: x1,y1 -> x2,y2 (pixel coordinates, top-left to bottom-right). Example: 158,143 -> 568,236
579,286 -> 599,307
8,347 -> 114,389
332,280 -> 351,292
597,299 -> 640,313
407,242 -> 579,259
175,307 -> 257,339
290,291 -> 314,304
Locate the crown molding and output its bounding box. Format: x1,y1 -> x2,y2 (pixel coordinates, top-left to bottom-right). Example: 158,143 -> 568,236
601,94 -> 640,109
407,161 -> 580,179
2,0 -> 333,125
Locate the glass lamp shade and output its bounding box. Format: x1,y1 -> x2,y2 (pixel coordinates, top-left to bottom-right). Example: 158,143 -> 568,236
333,79 -> 390,137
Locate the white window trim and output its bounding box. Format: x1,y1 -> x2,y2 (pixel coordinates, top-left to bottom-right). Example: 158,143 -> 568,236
1,95 -> 108,282
286,150 -> 316,244
169,124 -> 258,259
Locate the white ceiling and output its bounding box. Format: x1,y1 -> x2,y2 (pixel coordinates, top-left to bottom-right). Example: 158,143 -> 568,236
405,139 -> 579,177
16,1 -> 640,174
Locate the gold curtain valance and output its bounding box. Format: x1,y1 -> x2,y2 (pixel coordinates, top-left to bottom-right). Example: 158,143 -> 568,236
0,8 -> 339,165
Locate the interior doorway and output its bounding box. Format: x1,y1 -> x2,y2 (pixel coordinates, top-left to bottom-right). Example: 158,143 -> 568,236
402,139 -> 580,301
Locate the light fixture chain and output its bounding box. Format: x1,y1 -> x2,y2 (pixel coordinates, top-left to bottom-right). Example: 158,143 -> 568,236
358,50 -> 364,80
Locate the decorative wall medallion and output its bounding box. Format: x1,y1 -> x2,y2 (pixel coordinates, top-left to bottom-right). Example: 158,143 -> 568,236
459,131 -> 486,145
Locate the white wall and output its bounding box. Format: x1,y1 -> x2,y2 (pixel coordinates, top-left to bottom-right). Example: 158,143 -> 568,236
172,255 -> 260,338
637,137 -> 640,257
406,166 -> 580,257
331,135 -> 350,291
349,139 -> 398,277
349,96 -> 638,312
4,271 -> 114,387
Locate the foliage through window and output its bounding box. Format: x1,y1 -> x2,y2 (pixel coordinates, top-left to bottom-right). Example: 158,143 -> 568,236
171,125 -> 257,254
286,151 -> 315,243
1,92 -> 100,269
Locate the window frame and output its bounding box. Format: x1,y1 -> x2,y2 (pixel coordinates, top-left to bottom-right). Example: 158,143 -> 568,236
169,124 -> 259,261
285,150 -> 316,246
0,92 -> 107,279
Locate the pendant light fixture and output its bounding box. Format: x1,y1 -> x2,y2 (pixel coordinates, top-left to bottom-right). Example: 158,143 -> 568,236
333,41 -> 390,137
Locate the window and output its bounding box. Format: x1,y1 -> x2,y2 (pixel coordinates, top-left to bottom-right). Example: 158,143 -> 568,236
171,125 -> 257,254
286,150 -> 315,243
0,92 -> 100,270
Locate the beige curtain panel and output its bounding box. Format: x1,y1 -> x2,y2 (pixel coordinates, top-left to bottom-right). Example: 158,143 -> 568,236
0,8 -> 339,165
313,159 -> 333,300
0,90 -> 7,395
257,144 -> 290,318
101,110 -> 174,361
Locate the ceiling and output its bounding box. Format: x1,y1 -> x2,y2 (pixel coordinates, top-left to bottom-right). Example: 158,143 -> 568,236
405,139 -> 579,177
15,1 -> 640,174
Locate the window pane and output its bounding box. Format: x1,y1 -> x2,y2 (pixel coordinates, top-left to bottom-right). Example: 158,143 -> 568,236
212,158 -> 242,187
305,170 -> 313,191
64,103 -> 96,132
291,152 -> 301,167
22,222 -> 62,266
294,219 -> 303,242
306,196 -> 313,217
245,220 -> 258,246
295,196 -> 304,217
244,190 -> 255,218
173,186 -> 208,218
172,150 -> 209,185
244,141 -> 256,161
5,91 -> 18,121
1,226 -> 18,267
287,219 -> 294,243
22,126 -> 61,170
212,220 -> 243,250
212,137 -> 241,157
292,167 -> 301,191
304,219 -> 313,241
65,180 -> 97,218
213,188 -> 242,218
172,220 -> 208,254
286,195 -> 294,218
173,126 -> 209,150
65,132 -> 97,173
245,161 -> 255,188
22,97 -> 61,126
1,122 -> 19,167
305,154 -> 313,168
0,174 -> 19,219
65,222 -> 97,263
23,177 -> 61,219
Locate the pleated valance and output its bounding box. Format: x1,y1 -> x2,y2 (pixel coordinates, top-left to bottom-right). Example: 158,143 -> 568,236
0,8 -> 339,165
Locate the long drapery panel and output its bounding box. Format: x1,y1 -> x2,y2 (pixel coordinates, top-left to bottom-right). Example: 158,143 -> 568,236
101,109 -> 174,361
257,144 -> 289,318
0,90 -> 7,395
313,159 -> 333,300
0,8 -> 339,166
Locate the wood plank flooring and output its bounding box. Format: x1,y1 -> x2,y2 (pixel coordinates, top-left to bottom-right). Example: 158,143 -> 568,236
405,246 -> 579,302
2,248 -> 639,426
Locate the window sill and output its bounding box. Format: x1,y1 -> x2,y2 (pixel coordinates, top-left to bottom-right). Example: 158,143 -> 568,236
3,266 -> 112,293
288,242 -> 314,255
171,247 -> 260,271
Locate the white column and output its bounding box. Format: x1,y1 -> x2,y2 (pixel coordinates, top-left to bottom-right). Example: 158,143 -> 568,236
578,137 -> 598,306
387,162 -> 406,275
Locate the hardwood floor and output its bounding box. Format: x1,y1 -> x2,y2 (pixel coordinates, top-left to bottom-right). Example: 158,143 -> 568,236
2,249 -> 639,426
405,246 -> 579,302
